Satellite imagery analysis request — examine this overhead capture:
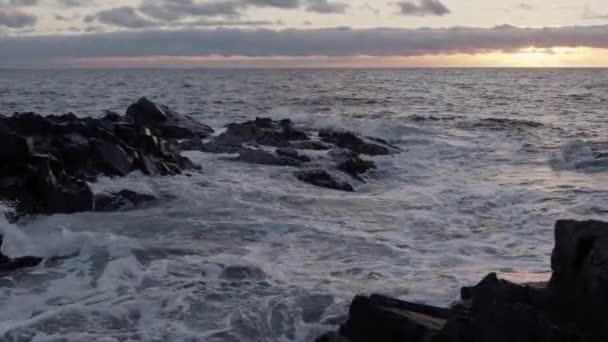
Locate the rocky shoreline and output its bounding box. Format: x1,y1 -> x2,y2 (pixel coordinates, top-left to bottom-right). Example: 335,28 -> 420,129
2,98 -> 606,341
317,219 -> 608,342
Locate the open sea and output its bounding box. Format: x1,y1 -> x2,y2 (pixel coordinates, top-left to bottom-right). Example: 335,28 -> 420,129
1,68 -> 608,341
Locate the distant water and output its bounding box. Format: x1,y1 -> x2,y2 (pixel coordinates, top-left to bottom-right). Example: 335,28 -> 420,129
1,69 -> 608,341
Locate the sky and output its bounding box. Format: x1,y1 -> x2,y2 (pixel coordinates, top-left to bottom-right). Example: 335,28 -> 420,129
0,0 -> 608,68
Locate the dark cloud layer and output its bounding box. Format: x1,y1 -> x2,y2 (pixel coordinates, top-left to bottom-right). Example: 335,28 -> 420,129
0,9 -> 36,28
0,25 -> 607,67
397,0 -> 450,17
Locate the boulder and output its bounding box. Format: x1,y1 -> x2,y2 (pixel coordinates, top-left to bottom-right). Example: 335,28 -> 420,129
126,97 -> 214,139
215,117 -> 309,148
319,129 -> 393,156
94,190 -> 157,212
295,169 -> 354,192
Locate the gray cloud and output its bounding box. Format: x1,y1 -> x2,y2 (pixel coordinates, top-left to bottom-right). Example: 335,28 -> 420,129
56,0 -> 91,6
140,0 -> 242,21
94,6 -> 156,28
306,0 -> 347,14
242,0 -> 299,9
396,0 -> 450,16
0,9 -> 36,28
1,24 -> 607,67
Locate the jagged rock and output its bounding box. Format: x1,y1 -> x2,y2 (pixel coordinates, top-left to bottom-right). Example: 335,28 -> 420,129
295,169 -> 354,192
319,129 -> 394,156
94,190 -> 157,212
215,117 -> 309,148
290,140 -> 331,151
276,148 -> 312,163
0,235 -> 42,272
318,220 -> 608,342
329,149 -> 375,179
233,148 -> 302,167
0,98 -> 206,217
126,97 -> 214,138
92,140 -> 134,176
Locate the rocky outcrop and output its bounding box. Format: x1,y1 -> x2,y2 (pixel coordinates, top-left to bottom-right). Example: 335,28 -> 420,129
318,219 -> 608,342
0,235 -> 42,272
194,117 -> 398,192
0,97 -> 207,218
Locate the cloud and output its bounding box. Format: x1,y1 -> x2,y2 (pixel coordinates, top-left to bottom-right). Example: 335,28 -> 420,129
94,7 -> 156,28
140,0 -> 242,21
0,0 -> 38,7
56,0 -> 90,6
0,8 -> 36,28
306,0 -> 347,14
1,24 -> 608,67
584,4 -> 608,20
396,0 -> 450,17
241,0 -> 299,9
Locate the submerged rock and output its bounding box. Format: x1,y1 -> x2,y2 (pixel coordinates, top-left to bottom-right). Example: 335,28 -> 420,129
233,148 -> 303,167
319,129 -> 396,156
318,219 -> 608,342
94,190 -> 157,212
0,235 -> 43,272
215,117 -> 309,147
295,169 -> 354,192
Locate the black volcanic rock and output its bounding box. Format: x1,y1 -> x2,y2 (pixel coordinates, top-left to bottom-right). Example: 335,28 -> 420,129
0,98 -> 208,217
126,97 -> 214,138
318,219 -> 608,342
215,117 -> 309,147
319,129 -> 397,156
295,169 -> 354,192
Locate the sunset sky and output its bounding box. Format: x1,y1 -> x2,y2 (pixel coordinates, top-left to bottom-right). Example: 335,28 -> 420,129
0,0 -> 608,67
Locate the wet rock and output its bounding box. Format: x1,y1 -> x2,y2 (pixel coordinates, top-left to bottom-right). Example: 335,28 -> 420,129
215,117 -> 309,148
318,220 -> 608,342
179,138 -> 205,152
0,235 -> 43,272
126,97 -> 214,139
94,190 -> 157,212
0,128 -> 31,162
329,149 -> 375,179
0,98 -> 204,217
290,140 -> 331,151
319,129 -> 393,156
234,148 -> 302,167
295,169 -> 354,192
276,148 -> 312,163
92,140 -> 134,176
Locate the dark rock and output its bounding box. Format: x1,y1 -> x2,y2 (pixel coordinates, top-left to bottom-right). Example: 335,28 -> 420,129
179,138 -> 205,152
200,141 -> 244,154
290,140 -> 331,151
215,117 -> 309,148
94,190 -> 157,212
101,110 -> 123,122
234,148 -> 302,167
0,235 -> 43,272
0,128 -> 31,162
126,97 -> 214,139
295,169 -> 354,192
126,97 -> 168,125
329,149 -> 375,179
92,140 -> 134,176
46,177 -> 94,214
276,148 -> 312,163
319,129 -> 392,156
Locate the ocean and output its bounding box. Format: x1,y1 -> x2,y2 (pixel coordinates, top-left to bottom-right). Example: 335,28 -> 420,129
1,68 -> 608,341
